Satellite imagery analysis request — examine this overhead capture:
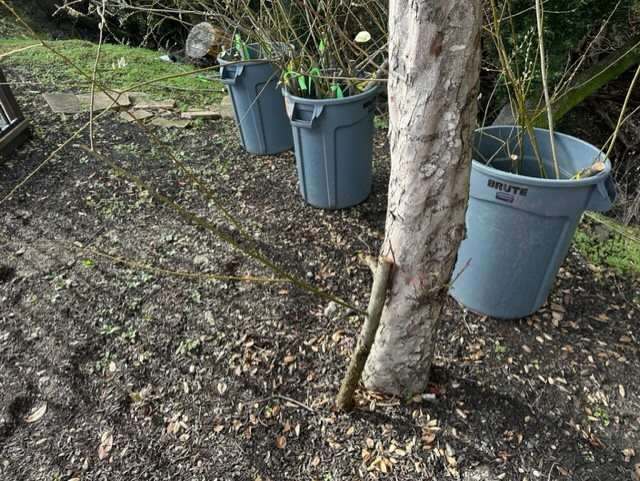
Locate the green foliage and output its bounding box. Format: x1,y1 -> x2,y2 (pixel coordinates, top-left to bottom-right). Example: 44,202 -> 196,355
486,0 -> 638,103
81,258 -> 95,268
233,34 -> 250,61
494,341 -> 508,354
176,337 -> 203,356
592,406 -> 610,427
373,115 -> 388,129
574,220 -> 640,275
213,0 -> 386,99
531,0 -> 631,79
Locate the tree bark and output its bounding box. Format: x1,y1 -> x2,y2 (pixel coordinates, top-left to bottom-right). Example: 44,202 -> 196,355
362,0 -> 482,397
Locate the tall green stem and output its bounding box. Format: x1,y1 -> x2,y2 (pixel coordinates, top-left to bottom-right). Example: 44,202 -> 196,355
535,0 -> 560,178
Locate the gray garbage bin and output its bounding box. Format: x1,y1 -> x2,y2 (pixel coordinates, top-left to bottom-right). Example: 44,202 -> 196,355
218,45 -> 293,155
450,126 -> 616,319
283,85 -> 379,209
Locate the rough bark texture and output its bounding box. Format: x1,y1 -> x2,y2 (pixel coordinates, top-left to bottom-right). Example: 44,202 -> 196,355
362,0 -> 482,397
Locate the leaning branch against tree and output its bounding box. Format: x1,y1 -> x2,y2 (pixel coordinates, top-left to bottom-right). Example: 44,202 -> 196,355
336,256 -> 394,411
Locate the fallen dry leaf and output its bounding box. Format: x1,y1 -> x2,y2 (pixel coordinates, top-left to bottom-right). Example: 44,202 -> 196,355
25,403 -> 47,423
275,435 -> 287,449
588,432 -> 606,449
551,310 -> 563,327
98,431 -> 113,460
455,408 -> 467,420
623,448 -> 635,463
421,431 -> 437,447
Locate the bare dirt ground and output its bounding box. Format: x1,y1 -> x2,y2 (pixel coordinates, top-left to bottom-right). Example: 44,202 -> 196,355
1,64 -> 639,481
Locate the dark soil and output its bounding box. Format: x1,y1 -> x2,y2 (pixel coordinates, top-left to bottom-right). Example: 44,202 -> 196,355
1,64 -> 639,481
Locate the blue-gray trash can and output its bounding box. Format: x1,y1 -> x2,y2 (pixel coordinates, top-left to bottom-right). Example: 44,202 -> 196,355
218,46 -> 293,155
284,85 -> 379,209
450,126 -> 617,319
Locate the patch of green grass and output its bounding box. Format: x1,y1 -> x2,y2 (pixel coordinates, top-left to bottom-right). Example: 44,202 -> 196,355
176,337 -> 203,357
0,38 -> 223,108
574,215 -> 640,276
374,114 -> 388,129
592,406 -> 610,427
494,341 -> 508,354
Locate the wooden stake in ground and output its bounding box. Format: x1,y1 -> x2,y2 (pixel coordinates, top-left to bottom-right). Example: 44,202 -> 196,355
336,257 -> 393,411
186,22 -> 229,61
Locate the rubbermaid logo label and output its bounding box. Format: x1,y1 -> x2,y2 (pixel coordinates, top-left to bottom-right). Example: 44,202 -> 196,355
487,179 -> 528,203
496,192 -> 514,203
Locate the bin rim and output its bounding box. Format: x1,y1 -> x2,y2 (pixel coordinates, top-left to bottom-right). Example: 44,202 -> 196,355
283,83 -> 380,106
473,125 -> 612,188
217,42 -> 287,67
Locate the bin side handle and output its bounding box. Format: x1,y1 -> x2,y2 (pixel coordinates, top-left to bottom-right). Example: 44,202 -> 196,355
586,176 -> 617,212
289,103 -> 324,129
220,65 -> 244,85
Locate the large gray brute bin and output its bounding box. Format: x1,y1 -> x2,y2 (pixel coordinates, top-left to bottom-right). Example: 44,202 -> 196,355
283,85 -> 379,209
218,45 -> 293,155
450,126 -> 616,319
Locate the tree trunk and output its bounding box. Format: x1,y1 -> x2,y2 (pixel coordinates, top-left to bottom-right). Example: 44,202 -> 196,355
362,0 -> 482,397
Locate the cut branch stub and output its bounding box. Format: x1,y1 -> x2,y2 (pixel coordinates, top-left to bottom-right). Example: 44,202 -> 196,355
572,161 -> 606,180
186,22 -> 229,60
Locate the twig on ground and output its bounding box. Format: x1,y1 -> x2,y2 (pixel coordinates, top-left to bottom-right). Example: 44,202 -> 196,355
274,395 -> 316,414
